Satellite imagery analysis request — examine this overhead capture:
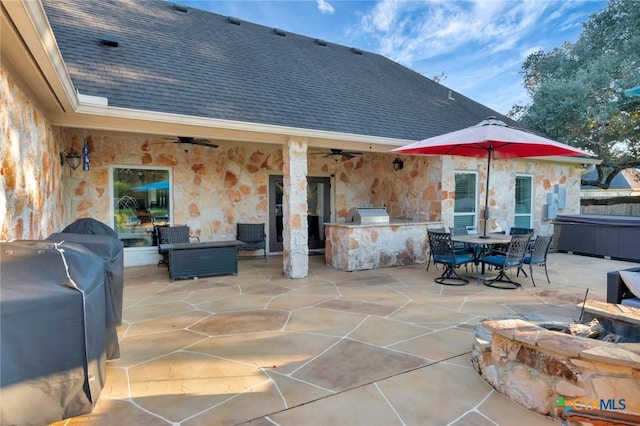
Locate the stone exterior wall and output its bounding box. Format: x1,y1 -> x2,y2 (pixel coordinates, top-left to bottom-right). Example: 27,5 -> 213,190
60,129 -> 282,241
1,67 -> 65,241
371,155 -> 443,222
58,129 -> 415,243
440,156 -> 583,235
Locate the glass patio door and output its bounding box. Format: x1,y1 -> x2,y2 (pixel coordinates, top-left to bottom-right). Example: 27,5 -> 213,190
269,176 -> 331,252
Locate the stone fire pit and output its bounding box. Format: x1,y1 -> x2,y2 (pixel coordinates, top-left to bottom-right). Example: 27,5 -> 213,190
472,301 -> 640,420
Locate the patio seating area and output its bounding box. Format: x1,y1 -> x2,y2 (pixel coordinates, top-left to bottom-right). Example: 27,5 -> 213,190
51,252 -> 637,426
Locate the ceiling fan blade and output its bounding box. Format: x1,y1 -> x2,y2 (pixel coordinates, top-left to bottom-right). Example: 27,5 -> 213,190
190,139 -> 219,149
159,136 -> 219,149
310,148 -> 361,159
329,148 -> 362,156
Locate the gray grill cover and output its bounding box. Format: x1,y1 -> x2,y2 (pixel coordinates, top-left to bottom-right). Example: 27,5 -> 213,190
47,232 -> 124,359
0,240 -> 108,425
61,218 -> 118,238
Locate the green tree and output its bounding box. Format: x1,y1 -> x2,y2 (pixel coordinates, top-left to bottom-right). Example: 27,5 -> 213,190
510,0 -> 640,189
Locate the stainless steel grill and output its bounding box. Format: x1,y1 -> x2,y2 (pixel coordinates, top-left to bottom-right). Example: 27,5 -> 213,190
346,207 -> 390,224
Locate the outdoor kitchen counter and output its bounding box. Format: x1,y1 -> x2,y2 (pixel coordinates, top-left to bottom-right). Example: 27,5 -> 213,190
324,221 -> 443,272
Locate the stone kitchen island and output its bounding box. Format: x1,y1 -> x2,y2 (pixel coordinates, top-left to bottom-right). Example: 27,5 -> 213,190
324,220 -> 443,272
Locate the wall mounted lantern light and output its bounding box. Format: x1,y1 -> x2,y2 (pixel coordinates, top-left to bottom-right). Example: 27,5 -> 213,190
392,157 -> 404,171
60,147 -> 81,170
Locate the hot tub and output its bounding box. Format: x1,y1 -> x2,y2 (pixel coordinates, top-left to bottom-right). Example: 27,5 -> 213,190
553,214 -> 640,261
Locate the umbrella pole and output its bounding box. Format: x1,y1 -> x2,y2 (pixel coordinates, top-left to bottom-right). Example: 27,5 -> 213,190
482,148 -> 492,237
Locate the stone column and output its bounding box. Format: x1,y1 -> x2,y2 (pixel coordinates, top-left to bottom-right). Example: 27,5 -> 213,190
282,138 -> 309,278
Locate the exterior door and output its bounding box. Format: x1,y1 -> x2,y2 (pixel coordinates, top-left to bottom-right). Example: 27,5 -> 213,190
269,176 -> 331,252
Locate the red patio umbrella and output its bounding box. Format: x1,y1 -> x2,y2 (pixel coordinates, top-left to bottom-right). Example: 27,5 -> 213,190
391,117 -> 591,237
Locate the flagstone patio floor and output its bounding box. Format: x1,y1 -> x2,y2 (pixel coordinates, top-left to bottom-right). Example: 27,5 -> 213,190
52,252 -> 637,426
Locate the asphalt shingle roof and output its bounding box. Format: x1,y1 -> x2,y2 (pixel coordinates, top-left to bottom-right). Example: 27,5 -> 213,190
42,0 -> 519,141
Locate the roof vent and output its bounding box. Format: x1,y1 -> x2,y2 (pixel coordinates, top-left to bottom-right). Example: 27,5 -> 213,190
314,38 -> 327,47
273,28 -> 286,37
100,34 -> 119,47
227,16 -> 241,25
173,4 -> 188,13
350,47 -> 363,55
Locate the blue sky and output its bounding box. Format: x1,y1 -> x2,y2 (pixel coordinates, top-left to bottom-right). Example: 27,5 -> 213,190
181,0 -> 607,115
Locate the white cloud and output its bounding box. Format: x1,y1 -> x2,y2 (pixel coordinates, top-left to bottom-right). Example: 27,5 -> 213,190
359,0 -> 555,66
316,0 -> 335,14
352,0 -> 587,113
361,0 -> 403,32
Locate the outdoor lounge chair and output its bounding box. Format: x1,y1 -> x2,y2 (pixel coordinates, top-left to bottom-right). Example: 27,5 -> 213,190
156,225 -> 199,267
517,234 -> 553,286
237,223 -> 266,261
481,233 -> 532,289
428,230 -> 475,286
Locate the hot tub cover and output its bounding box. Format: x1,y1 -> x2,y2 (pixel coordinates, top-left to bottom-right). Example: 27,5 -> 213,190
554,214 -> 640,226
0,240 -> 109,425
553,214 -> 640,261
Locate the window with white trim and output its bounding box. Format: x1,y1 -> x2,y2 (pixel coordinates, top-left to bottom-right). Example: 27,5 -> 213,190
454,171 -> 477,227
111,166 -> 171,247
514,174 -> 533,228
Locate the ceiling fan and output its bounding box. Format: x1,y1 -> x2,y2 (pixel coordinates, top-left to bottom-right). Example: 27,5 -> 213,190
161,136 -> 219,152
311,148 -> 362,160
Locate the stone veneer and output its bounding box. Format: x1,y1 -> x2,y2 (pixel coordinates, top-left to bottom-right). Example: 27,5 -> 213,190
1,67 -> 66,240
283,139 -> 309,278
472,305 -> 640,419
324,221 -> 442,271
53,130 -> 438,243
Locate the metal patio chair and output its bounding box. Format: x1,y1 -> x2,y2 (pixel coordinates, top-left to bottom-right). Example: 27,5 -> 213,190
428,230 -> 475,286
449,225 -> 477,273
481,233 -> 532,289
517,234 -> 553,286
425,227 -> 446,271
490,227 -> 534,256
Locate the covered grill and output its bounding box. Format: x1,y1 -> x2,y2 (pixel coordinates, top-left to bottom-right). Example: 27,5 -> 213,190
346,207 -> 390,224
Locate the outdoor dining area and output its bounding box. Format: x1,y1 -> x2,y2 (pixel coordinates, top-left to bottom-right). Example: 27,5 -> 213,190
427,226 -> 554,289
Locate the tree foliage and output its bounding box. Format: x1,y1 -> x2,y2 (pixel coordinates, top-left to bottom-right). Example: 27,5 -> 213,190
509,0 -> 640,189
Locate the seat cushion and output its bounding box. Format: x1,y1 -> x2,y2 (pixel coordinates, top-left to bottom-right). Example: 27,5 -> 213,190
434,253 -> 473,265
620,271 -> 640,298
239,242 -> 265,251
481,255 -> 505,266
621,297 -> 640,308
